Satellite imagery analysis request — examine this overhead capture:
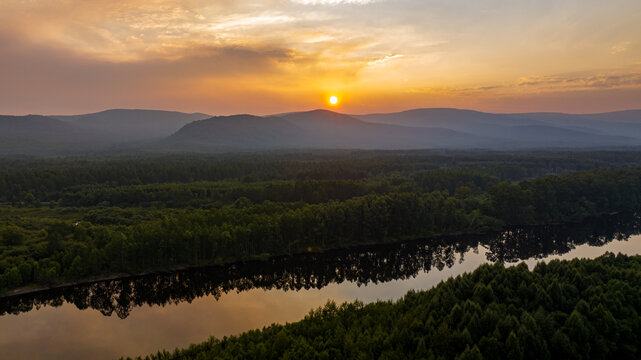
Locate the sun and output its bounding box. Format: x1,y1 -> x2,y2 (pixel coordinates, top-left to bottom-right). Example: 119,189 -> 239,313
329,95 -> 339,106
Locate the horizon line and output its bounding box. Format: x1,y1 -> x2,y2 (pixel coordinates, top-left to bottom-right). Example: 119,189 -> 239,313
8,106 -> 641,118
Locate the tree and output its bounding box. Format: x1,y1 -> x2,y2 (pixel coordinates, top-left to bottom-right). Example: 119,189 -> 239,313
505,331 -> 523,360
456,345 -> 484,360
5,266 -> 22,288
1,226 -> 26,246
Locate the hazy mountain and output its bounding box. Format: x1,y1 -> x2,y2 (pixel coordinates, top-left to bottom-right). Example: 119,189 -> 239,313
355,108 -> 641,148
0,110 -> 211,155
0,115 -> 74,139
167,115 -> 309,150
3,108 -> 641,155
0,115 -> 107,154
278,110 -> 484,149
508,111 -> 641,138
354,108 -> 546,134
490,125 -> 637,148
164,110 -> 489,151
52,109 -> 211,141
514,110 -> 641,123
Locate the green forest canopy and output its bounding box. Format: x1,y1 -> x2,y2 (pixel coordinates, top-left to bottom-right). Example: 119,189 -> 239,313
2,151 -> 641,293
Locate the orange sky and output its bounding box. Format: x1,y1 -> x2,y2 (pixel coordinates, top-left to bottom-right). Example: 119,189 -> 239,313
0,0 -> 640,115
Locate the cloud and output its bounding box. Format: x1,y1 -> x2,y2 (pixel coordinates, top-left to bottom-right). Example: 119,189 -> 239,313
406,69 -> 641,98
517,72 -> 641,90
611,41 -> 631,54
0,31 -> 303,114
291,0 -> 378,5
207,13 -> 297,32
367,54 -> 404,66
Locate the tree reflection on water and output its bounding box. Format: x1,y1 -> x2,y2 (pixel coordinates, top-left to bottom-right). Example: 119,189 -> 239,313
1,212 -> 639,319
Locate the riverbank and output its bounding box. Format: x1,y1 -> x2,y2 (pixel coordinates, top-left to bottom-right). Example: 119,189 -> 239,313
0,228 -> 490,299
0,211 -> 631,299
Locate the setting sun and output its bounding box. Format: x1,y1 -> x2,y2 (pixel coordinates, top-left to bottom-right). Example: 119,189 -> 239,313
329,95 -> 339,106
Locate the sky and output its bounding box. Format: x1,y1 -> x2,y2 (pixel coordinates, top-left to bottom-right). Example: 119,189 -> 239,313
1,0 -> 640,115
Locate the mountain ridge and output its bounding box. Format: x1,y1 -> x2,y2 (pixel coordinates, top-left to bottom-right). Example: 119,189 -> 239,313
52,109 -> 211,141
2,107 -> 641,154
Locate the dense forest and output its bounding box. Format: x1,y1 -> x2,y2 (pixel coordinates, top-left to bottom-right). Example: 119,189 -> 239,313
126,253 -> 641,359
3,150 -> 641,202
3,151 -> 641,293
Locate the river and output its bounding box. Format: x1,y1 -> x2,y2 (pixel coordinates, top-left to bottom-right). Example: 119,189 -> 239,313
1,213 -> 641,359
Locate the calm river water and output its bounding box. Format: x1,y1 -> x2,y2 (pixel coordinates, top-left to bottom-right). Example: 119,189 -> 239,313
1,213 -> 641,359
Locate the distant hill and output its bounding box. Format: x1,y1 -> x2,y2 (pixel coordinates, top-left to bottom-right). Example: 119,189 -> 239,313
0,115 -> 74,140
0,115 -> 108,154
354,108 -> 546,135
0,110 -> 210,155
507,111 -> 641,138
491,125 -> 636,148
514,110 -> 641,123
354,108 -> 641,148
167,115 -> 310,150
278,109 -> 484,149
164,110 -> 487,151
52,109 -> 210,141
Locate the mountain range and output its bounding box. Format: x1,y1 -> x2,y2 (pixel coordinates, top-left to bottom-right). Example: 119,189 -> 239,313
1,108 -> 640,154
51,109 -> 210,141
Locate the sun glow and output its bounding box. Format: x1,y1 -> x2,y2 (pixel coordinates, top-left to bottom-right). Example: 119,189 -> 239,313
329,95 -> 339,106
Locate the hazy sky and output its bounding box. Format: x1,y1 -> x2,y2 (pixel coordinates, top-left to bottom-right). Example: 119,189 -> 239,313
1,0 -> 640,115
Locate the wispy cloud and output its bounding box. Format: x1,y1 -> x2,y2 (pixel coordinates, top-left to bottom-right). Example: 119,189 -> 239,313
367,54 -> 403,66
611,41 -> 631,54
207,13 -> 297,32
291,0 -> 378,5
517,72 -> 641,90
407,69 -> 641,97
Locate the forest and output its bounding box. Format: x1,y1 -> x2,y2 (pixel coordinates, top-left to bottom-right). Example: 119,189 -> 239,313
126,253 -> 641,359
3,150 -> 641,293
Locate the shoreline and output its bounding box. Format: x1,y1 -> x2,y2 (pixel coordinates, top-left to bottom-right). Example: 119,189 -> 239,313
0,212 -> 626,299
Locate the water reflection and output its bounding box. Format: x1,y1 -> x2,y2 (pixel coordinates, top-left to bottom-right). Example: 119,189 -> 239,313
2,212 -> 640,319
